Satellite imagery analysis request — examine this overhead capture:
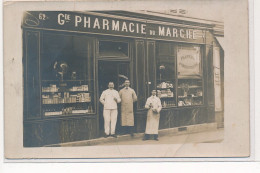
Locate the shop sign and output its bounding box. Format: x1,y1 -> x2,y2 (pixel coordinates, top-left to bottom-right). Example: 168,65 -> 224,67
23,11 -> 206,44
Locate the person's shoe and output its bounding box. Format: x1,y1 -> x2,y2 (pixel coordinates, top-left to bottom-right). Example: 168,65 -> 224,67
104,135 -> 109,138
143,134 -> 148,141
131,133 -> 134,137
154,135 -> 159,141
111,134 -> 117,138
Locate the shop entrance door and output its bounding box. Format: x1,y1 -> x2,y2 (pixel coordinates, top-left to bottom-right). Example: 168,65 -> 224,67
98,61 -> 130,137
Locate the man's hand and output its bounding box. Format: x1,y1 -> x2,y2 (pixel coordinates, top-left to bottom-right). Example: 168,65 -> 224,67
152,108 -> 157,113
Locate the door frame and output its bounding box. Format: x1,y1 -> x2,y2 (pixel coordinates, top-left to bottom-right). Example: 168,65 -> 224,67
95,37 -> 134,137
96,59 -> 132,136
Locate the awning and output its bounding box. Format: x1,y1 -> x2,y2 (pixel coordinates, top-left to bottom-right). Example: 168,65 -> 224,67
216,37 -> 224,51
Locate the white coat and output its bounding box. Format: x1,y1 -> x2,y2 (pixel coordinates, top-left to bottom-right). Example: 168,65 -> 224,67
144,95 -> 162,134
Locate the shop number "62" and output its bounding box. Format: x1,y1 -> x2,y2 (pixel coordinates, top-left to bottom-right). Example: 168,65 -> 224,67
39,13 -> 46,20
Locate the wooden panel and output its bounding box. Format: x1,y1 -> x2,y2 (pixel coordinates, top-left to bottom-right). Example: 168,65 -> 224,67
207,106 -> 215,123
146,41 -> 156,95
135,40 -> 146,109
134,107 -> 209,134
205,30 -> 215,45
23,122 -> 45,147
215,111 -> 224,128
135,112 -> 147,133
25,31 -> 41,119
87,38 -> 96,113
159,109 -> 173,129
220,48 -> 224,110
24,117 -> 97,147
197,108 -> 208,124
177,107 -> 207,126
178,109 -> 193,126
59,118 -> 97,143
206,45 -> 215,106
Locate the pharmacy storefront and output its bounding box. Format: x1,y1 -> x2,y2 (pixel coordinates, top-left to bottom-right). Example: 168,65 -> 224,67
22,11 -> 224,147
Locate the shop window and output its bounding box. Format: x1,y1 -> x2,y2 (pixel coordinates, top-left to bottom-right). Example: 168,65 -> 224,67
156,42 -> 176,107
99,41 -> 128,58
177,45 -> 203,107
41,33 -> 95,117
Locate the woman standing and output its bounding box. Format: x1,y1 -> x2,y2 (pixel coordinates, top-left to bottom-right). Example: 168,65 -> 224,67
143,90 -> 162,141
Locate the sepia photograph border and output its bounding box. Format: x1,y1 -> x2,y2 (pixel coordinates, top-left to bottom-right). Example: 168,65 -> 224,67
3,0 -> 253,161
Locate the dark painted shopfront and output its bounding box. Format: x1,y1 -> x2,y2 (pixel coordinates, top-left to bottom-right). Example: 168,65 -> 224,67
22,11 -> 224,147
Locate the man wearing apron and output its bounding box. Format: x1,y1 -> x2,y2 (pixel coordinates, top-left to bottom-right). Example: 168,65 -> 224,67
143,90 -> 162,141
119,80 -> 137,136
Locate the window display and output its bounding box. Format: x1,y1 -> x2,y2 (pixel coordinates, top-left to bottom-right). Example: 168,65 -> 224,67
156,42 -> 176,107
155,43 -> 204,108
41,81 -> 94,116
177,79 -> 203,106
41,33 -> 95,116
177,45 -> 203,106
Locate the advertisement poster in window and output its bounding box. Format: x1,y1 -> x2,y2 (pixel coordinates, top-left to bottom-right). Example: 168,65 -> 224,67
177,46 -> 201,77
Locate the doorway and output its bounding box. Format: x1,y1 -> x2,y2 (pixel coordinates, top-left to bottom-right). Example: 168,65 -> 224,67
98,60 -> 130,136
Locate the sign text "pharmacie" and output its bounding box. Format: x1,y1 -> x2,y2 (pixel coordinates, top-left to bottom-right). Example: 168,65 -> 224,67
58,13 -> 199,40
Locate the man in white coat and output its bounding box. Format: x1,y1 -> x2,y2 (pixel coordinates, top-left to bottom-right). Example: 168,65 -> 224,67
100,82 -> 121,138
143,90 -> 162,141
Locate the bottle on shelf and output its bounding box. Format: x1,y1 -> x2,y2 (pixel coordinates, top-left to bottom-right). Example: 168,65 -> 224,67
71,72 -> 77,80
88,105 -> 93,113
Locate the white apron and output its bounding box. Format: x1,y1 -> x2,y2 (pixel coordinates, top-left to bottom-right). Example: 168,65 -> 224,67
119,87 -> 137,126
144,96 -> 162,134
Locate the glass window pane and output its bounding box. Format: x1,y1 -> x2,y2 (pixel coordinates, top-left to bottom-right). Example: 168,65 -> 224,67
156,42 -> 176,107
41,33 -> 95,116
177,45 -> 203,107
99,41 -> 128,58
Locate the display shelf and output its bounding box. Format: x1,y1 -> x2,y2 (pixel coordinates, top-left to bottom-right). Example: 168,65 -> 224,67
42,80 -> 85,82
41,80 -> 94,116
44,109 -> 91,116
161,100 -> 176,107
156,81 -> 175,108
178,95 -> 203,98
160,96 -> 174,98
42,101 -> 91,105
157,87 -> 174,90
178,104 -> 201,107
177,77 -> 203,107
178,76 -> 202,79
44,112 -> 95,117
42,90 -> 91,93
177,86 -> 201,89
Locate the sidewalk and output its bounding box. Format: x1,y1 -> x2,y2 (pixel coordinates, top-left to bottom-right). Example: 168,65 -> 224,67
46,123 -> 224,147
97,128 -> 224,146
